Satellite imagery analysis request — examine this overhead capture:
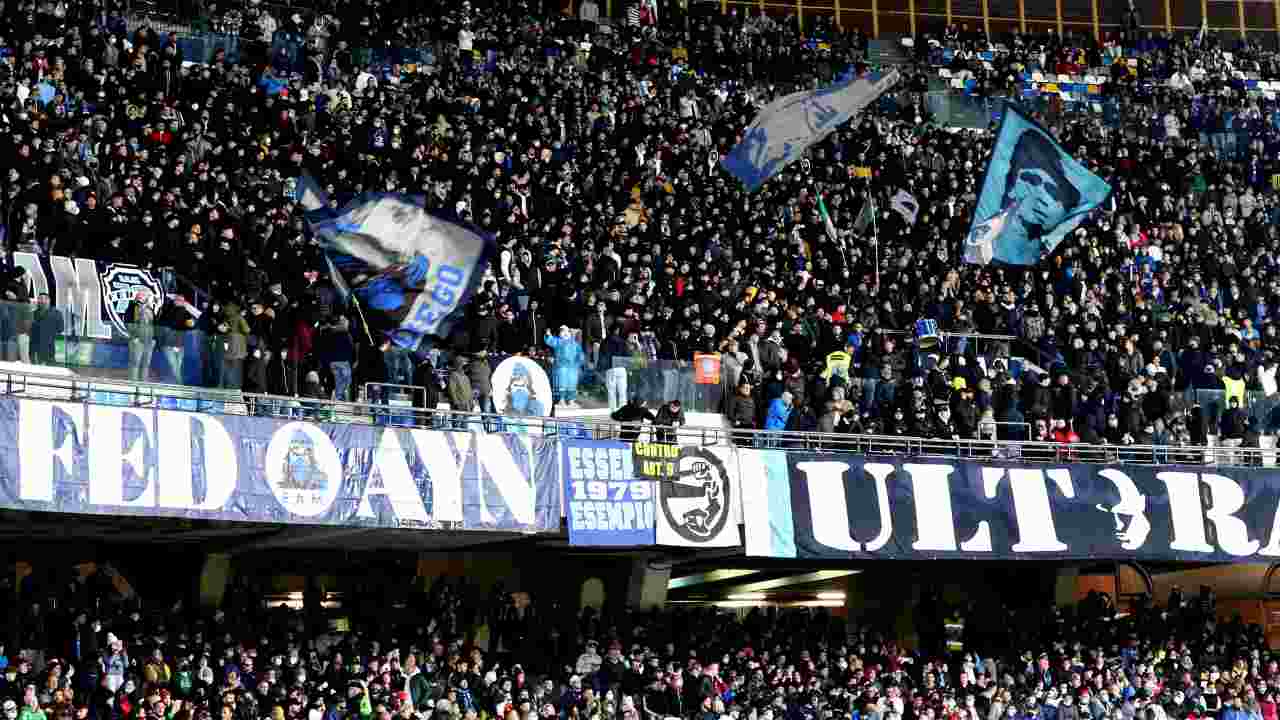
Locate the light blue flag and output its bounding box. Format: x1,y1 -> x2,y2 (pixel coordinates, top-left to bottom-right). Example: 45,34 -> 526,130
722,69 -> 899,192
964,103 -> 1111,266
296,176 -> 495,352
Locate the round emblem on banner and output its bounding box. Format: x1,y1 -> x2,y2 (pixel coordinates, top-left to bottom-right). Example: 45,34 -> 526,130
659,448 -> 730,544
263,422 -> 344,517
100,264 -> 165,336
490,356 -> 552,417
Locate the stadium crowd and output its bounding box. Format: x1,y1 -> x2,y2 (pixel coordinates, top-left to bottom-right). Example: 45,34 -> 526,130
0,573 -> 1261,720
3,0 -> 1280,450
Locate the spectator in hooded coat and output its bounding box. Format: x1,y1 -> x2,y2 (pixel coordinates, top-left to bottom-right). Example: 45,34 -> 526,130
447,356 -> 474,428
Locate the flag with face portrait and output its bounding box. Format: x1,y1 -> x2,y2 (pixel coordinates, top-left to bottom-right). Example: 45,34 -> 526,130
296,176 -> 495,351
964,103 -> 1111,266
722,69 -> 899,192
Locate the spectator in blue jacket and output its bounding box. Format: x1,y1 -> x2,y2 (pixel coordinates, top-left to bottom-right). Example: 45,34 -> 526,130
1222,695 -> 1250,720
765,391 -> 793,431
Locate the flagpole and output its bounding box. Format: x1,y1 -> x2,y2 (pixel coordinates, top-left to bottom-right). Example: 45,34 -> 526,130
351,295 -> 376,346
835,206 -> 852,283
870,190 -> 880,291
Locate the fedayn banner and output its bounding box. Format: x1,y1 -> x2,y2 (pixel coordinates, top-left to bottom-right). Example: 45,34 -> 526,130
0,397 -> 561,532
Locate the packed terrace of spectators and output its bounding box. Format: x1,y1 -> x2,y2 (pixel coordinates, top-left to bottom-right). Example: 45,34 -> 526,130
1,0 -> 1279,454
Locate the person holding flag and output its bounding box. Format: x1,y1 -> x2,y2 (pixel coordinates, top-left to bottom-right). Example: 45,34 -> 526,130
817,191 -> 858,284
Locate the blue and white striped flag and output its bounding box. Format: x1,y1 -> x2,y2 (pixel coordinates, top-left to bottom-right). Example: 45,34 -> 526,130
722,69 -> 899,192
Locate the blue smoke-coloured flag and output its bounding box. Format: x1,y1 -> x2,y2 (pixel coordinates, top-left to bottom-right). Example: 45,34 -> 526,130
963,103 -> 1111,266
722,69 -> 899,192
296,176 -> 495,351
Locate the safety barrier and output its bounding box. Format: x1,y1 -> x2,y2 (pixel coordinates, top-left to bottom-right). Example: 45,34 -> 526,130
4,367 -> 1276,469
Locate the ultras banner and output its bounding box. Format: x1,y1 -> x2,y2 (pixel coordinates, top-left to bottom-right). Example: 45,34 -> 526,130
0,398 -> 561,532
741,454 -> 1280,561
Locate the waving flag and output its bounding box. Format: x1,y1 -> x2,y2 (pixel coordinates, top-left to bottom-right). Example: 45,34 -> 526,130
817,193 -> 839,244
297,176 -> 495,351
964,103 -> 1111,266
852,197 -> 875,234
722,69 -> 899,192
890,190 -> 919,225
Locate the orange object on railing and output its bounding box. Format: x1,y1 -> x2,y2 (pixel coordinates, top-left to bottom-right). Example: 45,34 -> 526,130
693,352 -> 722,384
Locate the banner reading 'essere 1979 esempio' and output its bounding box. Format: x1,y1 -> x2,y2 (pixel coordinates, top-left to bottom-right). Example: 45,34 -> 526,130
561,439 -> 744,548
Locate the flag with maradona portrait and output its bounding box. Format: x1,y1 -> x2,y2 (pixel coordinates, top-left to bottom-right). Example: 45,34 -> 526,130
963,103 -> 1111,266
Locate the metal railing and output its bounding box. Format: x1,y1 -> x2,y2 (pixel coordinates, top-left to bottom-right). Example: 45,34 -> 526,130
4,367 -> 1278,468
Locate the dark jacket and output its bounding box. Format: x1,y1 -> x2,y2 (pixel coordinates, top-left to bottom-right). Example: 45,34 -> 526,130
728,388 -> 757,429
653,402 -> 687,444
2,271 -> 31,334
314,318 -> 355,365
157,299 -> 197,348
413,360 -> 441,411
355,342 -> 388,393
468,355 -> 493,396
758,339 -> 785,374
612,401 -> 655,441
31,303 -> 63,361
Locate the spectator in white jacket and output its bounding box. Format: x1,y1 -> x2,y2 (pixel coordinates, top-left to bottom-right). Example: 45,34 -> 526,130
1259,358 -> 1277,397
575,640 -> 602,676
